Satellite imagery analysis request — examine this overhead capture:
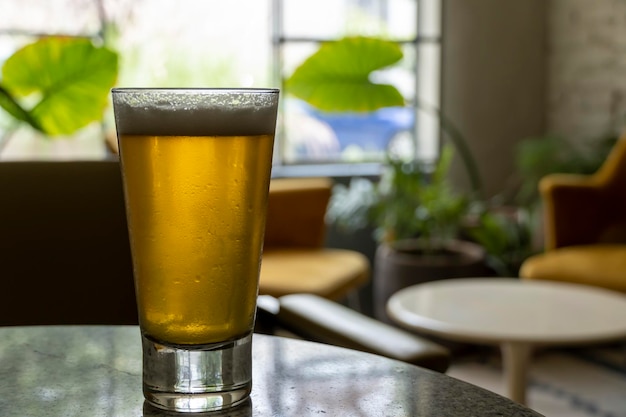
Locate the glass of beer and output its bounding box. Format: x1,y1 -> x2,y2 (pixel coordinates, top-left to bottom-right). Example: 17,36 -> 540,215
111,88 -> 279,413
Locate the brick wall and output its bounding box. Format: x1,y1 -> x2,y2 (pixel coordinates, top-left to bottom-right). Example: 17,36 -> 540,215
548,0 -> 626,143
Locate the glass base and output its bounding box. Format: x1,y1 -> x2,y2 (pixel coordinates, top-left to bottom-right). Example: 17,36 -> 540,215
143,398 -> 252,417
141,332 -> 252,413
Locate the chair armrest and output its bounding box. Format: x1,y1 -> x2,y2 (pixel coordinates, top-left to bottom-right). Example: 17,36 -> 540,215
539,173 -> 607,250
275,293 -> 451,373
540,138 -> 626,250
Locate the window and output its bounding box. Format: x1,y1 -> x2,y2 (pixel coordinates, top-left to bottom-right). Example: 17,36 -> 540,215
0,0 -> 441,170
0,0 -> 275,159
273,0 -> 442,174
0,0 -> 108,159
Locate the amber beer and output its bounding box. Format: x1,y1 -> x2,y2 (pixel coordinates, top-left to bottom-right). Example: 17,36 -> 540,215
112,88 -> 278,413
119,133 -> 273,345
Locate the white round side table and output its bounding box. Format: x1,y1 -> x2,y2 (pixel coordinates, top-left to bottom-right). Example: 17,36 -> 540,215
386,278 -> 626,405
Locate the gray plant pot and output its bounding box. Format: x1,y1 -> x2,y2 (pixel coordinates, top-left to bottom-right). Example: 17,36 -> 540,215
373,238 -> 489,323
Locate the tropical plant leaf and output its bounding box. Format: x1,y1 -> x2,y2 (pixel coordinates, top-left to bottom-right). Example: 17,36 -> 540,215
286,36 -> 405,112
1,36 -> 118,136
0,86 -> 39,129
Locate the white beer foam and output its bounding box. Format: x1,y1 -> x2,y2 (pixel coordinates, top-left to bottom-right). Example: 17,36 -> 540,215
112,88 -> 279,136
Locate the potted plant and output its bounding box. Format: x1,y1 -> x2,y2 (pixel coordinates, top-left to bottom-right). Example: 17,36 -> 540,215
286,36 -> 488,320
0,36 -> 118,156
328,145 -> 487,320
465,205 -> 535,277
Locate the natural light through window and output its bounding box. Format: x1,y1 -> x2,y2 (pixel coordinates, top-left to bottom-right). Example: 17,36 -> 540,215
0,0 -> 441,169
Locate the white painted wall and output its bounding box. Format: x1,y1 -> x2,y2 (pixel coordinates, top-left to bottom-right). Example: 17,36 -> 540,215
441,0 -> 547,198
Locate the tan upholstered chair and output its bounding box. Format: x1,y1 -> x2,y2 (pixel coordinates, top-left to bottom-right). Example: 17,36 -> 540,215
519,136 -> 626,292
260,177 -> 370,303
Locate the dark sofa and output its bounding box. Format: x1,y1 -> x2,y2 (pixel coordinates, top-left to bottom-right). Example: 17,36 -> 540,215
0,160 -> 450,372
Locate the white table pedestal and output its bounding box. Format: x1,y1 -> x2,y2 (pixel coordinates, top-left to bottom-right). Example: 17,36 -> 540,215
502,342 -> 532,404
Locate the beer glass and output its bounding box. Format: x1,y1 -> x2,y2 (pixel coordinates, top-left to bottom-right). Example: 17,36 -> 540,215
111,88 -> 279,412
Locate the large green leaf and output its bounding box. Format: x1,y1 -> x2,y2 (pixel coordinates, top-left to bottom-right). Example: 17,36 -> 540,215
0,36 -> 118,136
286,36 -> 405,112
0,86 -> 40,129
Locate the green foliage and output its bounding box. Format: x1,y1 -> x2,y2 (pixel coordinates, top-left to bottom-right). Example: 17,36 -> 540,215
466,207 -> 535,276
0,36 -> 118,137
514,134 -> 617,206
411,147 -> 469,244
0,86 -> 39,128
286,35 -> 483,195
328,146 -> 469,251
285,36 -> 405,112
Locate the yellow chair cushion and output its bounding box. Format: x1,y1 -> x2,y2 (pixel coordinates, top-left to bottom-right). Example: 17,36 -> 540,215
520,244 -> 626,293
260,248 -> 370,300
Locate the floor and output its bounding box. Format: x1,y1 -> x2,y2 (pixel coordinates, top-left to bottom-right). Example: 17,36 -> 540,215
446,346 -> 626,417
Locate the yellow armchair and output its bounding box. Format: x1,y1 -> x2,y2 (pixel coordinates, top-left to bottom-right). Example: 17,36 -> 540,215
519,136 -> 626,292
259,177 -> 370,302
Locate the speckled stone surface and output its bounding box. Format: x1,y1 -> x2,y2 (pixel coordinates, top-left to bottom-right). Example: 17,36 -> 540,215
0,326 -> 544,416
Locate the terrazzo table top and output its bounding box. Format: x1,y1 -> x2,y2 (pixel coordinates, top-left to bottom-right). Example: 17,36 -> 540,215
0,326 -> 544,416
